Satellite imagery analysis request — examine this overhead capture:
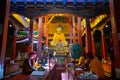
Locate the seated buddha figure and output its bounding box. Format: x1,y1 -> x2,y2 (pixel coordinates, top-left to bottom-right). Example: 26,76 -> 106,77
50,27 -> 68,46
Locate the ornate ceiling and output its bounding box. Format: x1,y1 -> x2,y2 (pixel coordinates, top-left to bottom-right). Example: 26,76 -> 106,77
9,0 -> 111,37
8,0 -> 111,43
10,0 -> 109,18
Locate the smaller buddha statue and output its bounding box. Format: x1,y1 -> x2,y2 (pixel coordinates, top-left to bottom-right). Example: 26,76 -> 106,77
50,27 -> 68,46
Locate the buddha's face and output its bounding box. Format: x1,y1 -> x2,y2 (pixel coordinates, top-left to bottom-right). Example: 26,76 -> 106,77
57,28 -> 62,33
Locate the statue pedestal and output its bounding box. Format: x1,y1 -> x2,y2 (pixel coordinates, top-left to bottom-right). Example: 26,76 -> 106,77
53,53 -> 66,67
56,51 -> 65,54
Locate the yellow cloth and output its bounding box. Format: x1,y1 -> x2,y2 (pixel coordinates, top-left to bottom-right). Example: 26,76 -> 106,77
89,57 -> 104,78
77,56 -> 85,65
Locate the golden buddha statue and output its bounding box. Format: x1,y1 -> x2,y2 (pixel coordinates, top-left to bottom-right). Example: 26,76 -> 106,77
50,27 -> 68,46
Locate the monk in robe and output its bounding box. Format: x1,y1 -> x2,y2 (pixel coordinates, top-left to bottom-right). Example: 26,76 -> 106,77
77,53 -> 87,67
22,52 -> 41,74
88,54 -> 105,79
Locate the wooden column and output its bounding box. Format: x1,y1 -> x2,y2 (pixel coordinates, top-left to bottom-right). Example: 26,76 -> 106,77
45,17 -> 48,45
72,16 -> 76,43
44,16 -> 54,46
109,0 -> 120,79
38,17 -> 42,53
28,18 -> 34,53
101,30 -> 107,59
70,24 -> 73,43
11,30 -> 17,60
44,16 -> 48,45
78,17 -> 83,47
109,0 -> 120,67
64,16 -> 73,43
0,0 -> 10,79
46,26 -> 48,46
85,18 -> 92,54
91,34 -> 96,57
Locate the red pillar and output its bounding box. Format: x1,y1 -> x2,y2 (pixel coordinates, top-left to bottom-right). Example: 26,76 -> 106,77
64,16 -> 73,43
91,35 -> 96,57
38,17 -> 42,53
109,0 -> 120,79
70,25 -> 73,43
72,16 -> 76,43
78,17 -> 83,47
11,30 -> 16,60
28,18 -> 34,53
101,30 -> 107,59
44,16 -> 48,45
44,16 -> 46,45
85,18 -> 92,54
46,17 -> 48,46
109,0 -> 120,67
46,25 -> 48,46
0,0 -> 10,79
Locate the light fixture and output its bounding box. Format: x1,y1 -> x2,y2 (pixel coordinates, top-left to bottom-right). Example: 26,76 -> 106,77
9,24 -> 12,27
25,17 -> 28,20
105,25 -> 108,28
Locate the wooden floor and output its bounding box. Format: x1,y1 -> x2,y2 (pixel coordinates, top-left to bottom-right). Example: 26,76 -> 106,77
3,67 -> 112,80
53,67 -> 66,80
3,67 -> 66,80
3,63 -> 112,80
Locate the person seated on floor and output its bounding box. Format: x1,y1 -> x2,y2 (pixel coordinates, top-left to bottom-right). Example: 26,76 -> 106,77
77,53 -> 88,68
87,54 -> 105,79
22,52 -> 41,74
